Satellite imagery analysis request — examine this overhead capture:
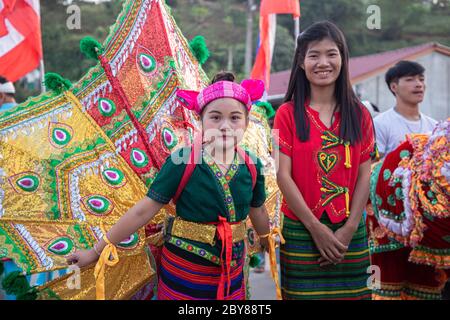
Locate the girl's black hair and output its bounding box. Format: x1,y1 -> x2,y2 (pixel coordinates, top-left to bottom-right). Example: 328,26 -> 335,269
284,21 -> 362,144
210,71 -> 235,84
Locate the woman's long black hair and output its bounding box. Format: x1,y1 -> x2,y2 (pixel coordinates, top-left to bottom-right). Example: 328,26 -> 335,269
284,21 -> 362,144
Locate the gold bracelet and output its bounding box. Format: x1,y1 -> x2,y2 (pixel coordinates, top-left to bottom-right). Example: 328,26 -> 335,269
258,233 -> 270,239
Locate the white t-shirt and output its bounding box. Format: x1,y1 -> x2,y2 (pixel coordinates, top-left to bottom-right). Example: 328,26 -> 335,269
374,107 -> 438,156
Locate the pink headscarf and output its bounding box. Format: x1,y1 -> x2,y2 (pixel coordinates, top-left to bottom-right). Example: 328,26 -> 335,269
176,79 -> 265,114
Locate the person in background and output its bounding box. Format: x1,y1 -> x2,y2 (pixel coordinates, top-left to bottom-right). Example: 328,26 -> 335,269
0,76 -> 17,113
373,61 -> 437,158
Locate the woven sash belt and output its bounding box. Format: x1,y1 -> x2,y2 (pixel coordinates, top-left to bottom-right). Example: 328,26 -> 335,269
164,216 -> 247,246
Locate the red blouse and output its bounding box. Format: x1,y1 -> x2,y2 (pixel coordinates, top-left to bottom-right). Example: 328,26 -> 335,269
273,101 -> 375,224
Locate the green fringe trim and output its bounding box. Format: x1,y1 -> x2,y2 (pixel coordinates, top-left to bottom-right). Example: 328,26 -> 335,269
0,92 -> 56,122
80,36 -> 104,60
0,226 -> 37,272
16,287 -> 38,300
1,269 -> 40,300
72,224 -> 93,250
44,73 -> 72,95
1,271 -> 30,296
189,35 -> 210,65
249,253 -> 262,268
369,239 -> 405,254
72,64 -> 104,95
255,101 -> 276,119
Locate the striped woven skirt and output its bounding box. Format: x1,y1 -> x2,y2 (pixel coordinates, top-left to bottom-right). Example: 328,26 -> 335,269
280,214 -> 372,300
157,243 -> 246,300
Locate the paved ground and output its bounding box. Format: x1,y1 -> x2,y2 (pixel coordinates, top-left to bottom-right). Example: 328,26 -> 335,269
249,253 -> 277,300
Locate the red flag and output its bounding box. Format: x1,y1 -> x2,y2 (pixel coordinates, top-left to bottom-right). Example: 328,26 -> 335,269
261,0 -> 300,18
250,14 -> 276,88
0,0 -> 42,82
251,1 -> 300,89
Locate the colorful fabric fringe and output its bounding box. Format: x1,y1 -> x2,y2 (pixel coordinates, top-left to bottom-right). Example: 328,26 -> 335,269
280,215 -> 371,300
157,244 -> 245,300
367,118 -> 450,300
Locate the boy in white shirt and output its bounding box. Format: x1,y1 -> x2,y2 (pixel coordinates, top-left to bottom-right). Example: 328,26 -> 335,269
374,61 -> 437,158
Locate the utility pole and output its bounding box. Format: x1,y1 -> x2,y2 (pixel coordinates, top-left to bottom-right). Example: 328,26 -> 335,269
37,0 -> 46,92
227,47 -> 234,71
244,0 -> 256,77
294,17 -> 300,48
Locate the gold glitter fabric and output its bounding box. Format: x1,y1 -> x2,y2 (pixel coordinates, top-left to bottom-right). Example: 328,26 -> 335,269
0,89 -> 151,299
0,91 -> 148,272
168,217 -> 247,246
37,250 -> 155,300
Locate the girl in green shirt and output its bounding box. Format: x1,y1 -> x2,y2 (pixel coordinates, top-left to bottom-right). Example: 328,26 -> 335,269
67,72 -> 271,300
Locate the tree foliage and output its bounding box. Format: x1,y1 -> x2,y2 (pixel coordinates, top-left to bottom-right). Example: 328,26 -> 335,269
15,0 -> 450,102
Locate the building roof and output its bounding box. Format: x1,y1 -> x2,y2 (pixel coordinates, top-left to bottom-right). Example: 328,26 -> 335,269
268,42 -> 450,98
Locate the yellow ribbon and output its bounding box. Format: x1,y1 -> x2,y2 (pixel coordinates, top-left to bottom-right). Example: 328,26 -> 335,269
344,142 -> 351,169
345,189 -> 350,217
267,227 -> 286,300
93,223 -> 119,300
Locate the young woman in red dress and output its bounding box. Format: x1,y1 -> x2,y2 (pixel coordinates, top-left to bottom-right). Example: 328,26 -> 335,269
273,21 -> 376,300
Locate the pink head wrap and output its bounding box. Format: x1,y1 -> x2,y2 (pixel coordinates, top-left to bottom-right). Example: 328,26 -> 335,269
176,79 -> 265,114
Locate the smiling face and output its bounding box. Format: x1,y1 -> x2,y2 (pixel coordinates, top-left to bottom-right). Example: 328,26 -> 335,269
390,74 -> 426,105
301,38 -> 342,89
201,98 -> 248,151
